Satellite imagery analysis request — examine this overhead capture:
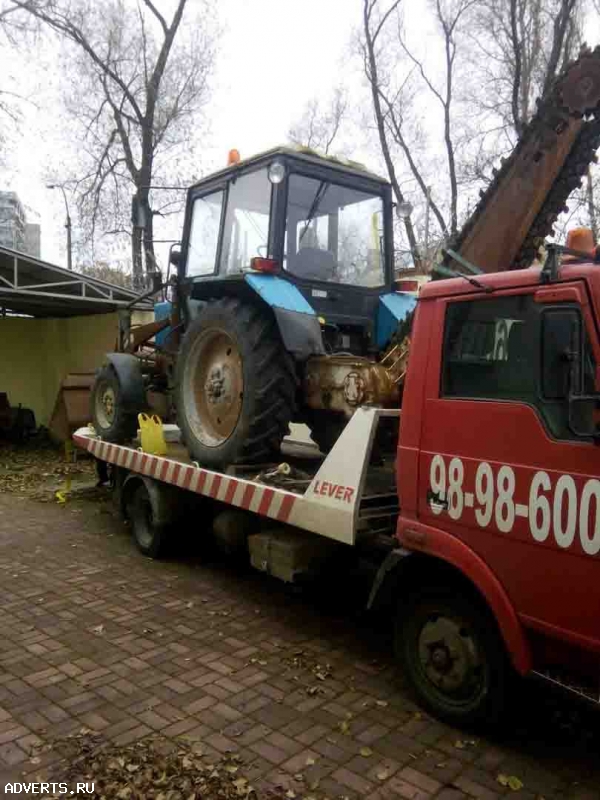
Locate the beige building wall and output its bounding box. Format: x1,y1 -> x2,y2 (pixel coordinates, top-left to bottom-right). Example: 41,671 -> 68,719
0,311 -> 153,427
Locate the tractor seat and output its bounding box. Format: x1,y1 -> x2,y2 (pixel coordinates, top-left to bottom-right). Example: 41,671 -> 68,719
293,246 -> 336,281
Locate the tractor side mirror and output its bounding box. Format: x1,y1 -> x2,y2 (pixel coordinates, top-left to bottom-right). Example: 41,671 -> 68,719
169,249 -> 181,267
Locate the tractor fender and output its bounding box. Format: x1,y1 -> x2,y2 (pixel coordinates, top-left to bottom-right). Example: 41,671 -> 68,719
104,353 -> 147,411
188,274 -> 325,360
244,274 -> 325,359
368,542 -> 532,676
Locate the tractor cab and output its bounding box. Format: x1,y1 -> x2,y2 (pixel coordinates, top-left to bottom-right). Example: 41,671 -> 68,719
176,147 -> 405,356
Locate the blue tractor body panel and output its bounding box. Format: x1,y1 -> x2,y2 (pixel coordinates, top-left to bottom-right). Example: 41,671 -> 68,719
376,292 -> 418,349
154,300 -> 172,347
243,273 -> 316,315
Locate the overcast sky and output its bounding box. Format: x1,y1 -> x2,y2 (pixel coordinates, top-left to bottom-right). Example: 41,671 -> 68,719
1,0 -> 364,269
2,0 -> 599,270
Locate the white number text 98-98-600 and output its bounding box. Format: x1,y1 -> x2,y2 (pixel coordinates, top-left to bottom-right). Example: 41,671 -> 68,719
429,455 -> 600,556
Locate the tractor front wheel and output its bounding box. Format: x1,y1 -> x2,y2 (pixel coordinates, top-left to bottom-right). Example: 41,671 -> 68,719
174,298 -> 297,467
90,365 -> 138,443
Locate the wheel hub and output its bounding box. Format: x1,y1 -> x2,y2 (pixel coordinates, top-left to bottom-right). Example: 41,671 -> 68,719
94,382 -> 116,430
185,329 -> 243,447
102,387 -> 115,420
418,616 -> 481,694
205,366 -> 231,404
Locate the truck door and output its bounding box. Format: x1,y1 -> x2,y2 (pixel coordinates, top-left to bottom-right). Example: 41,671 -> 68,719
417,284 -> 600,656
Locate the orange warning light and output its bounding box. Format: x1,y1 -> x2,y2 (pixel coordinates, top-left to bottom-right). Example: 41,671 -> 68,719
227,149 -> 241,166
562,227 -> 596,262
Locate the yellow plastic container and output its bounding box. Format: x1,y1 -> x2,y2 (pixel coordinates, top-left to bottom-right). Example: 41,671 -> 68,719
138,413 -> 167,456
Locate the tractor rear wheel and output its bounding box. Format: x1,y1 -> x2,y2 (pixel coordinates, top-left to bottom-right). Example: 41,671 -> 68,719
90,365 -> 138,443
174,298 -> 297,467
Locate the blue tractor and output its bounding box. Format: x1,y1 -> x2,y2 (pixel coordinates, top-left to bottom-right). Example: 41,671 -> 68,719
90,147 -> 417,467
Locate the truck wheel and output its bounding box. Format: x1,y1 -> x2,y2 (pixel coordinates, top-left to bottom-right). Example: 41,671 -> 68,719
126,482 -> 169,559
395,588 -> 508,726
91,365 -> 138,443
175,298 -> 297,467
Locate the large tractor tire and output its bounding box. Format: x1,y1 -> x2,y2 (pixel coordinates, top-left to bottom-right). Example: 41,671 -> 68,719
90,365 -> 138,443
174,298 -> 297,468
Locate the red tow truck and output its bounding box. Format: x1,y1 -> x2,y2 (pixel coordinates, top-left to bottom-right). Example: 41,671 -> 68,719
75,236 -> 600,726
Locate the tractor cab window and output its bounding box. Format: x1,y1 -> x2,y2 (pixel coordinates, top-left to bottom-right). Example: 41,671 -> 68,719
285,174 -> 385,287
187,190 -> 224,277
220,170 -> 272,274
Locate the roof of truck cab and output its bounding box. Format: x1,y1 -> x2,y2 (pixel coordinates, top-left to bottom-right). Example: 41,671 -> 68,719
189,146 -> 390,191
419,260 -> 600,300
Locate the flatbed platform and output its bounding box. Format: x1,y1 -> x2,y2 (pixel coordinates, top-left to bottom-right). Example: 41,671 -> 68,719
74,407 -> 400,545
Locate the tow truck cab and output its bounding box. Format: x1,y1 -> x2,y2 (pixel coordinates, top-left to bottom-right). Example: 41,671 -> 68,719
396,251 -> 600,699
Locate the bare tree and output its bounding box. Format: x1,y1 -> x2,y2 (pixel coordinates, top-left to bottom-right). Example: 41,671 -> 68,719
0,1 -> 31,160
586,166 -> 598,240
358,0 -> 585,272
400,0 -> 476,237
15,0 -> 217,285
288,87 -> 348,155
471,0 -> 582,138
360,0 -> 423,270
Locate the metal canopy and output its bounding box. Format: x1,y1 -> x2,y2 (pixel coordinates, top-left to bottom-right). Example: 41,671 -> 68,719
0,246 -> 152,318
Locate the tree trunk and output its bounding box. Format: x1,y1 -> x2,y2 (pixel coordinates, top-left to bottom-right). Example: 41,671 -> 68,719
131,193 -> 144,289
362,0 -> 422,271
143,201 -> 157,276
587,166 -> 598,241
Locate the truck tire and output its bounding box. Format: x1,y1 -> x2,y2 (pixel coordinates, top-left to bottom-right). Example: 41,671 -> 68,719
126,482 -> 169,559
395,587 -> 509,726
90,365 -> 138,443
175,298 -> 297,467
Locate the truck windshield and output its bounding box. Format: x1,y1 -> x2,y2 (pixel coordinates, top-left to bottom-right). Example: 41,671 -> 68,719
285,173 -> 385,287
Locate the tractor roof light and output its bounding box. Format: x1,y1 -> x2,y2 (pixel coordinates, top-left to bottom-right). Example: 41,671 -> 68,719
268,161 -> 286,184
250,257 -> 280,274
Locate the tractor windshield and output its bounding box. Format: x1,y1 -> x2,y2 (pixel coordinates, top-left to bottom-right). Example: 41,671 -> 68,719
285,173 -> 385,287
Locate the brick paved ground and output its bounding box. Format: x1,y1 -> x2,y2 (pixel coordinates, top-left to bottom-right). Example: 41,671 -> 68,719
0,490 -> 599,799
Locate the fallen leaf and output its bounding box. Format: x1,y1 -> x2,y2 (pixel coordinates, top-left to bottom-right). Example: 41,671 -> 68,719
305,756 -> 316,766
497,774 -> 524,791
376,700 -> 388,708
376,770 -> 390,781
360,747 -> 373,758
